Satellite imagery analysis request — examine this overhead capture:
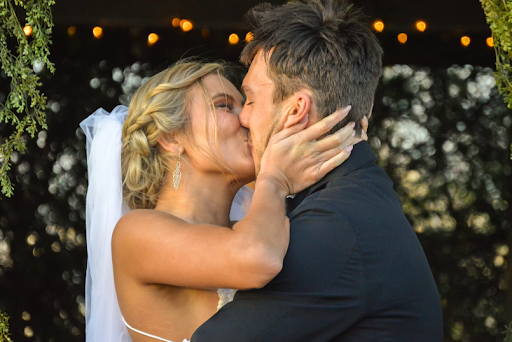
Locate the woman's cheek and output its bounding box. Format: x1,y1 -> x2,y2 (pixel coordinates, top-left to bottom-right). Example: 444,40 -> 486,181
220,114 -> 240,136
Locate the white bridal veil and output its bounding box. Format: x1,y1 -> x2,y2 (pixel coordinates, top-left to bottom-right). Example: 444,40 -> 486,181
81,105 -> 252,342
81,106 -> 132,342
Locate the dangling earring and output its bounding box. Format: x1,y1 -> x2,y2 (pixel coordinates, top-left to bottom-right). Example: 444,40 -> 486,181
173,153 -> 181,190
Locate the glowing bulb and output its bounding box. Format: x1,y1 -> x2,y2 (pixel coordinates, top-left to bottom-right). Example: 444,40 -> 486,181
486,37 -> 494,47
201,29 -> 210,38
67,26 -> 76,37
172,18 -> 181,27
373,21 -> 384,33
416,21 -> 427,32
398,33 -> 408,44
148,33 -> 159,46
93,26 -> 103,39
180,20 -> 193,32
246,32 -> 254,43
461,36 -> 471,47
23,25 -> 32,37
229,33 -> 240,45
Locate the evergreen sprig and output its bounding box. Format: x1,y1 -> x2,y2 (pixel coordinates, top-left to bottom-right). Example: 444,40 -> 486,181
0,0 -> 55,197
0,311 -> 12,342
480,0 -> 512,110
504,321 -> 512,342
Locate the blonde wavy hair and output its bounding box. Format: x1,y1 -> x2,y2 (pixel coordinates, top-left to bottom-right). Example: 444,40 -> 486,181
121,60 -> 235,210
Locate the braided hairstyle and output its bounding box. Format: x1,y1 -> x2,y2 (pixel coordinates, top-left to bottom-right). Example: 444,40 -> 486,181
122,61 -> 229,210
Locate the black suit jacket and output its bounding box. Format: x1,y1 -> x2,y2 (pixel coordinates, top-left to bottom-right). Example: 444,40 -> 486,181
192,142 -> 443,342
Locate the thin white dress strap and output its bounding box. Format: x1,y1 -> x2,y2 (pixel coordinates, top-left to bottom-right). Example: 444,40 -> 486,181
122,316 -> 189,342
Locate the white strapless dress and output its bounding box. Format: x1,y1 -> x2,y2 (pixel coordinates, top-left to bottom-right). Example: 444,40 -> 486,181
123,289 -> 237,342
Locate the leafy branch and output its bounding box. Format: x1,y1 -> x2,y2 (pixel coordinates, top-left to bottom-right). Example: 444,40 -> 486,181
0,311 -> 12,342
504,321 -> 512,342
0,0 -> 55,197
480,0 -> 512,161
480,0 -> 512,110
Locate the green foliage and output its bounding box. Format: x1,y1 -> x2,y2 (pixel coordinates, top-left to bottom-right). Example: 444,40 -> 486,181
0,311 -> 12,342
481,0 -> 512,110
0,0 -> 55,197
505,322 -> 512,342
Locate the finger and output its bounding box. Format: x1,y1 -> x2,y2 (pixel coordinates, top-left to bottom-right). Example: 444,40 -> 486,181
311,121 -> 355,153
361,116 -> 369,134
315,135 -> 358,162
300,105 -> 351,142
317,146 -> 353,177
268,114 -> 308,145
360,130 -> 368,142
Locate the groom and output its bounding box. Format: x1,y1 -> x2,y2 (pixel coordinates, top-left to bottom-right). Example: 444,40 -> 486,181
193,0 -> 443,341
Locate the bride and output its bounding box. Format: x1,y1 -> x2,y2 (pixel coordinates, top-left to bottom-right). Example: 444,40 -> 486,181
81,60 -> 366,342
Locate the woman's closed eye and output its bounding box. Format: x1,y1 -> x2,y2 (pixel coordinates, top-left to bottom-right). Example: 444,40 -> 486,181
215,102 -> 234,111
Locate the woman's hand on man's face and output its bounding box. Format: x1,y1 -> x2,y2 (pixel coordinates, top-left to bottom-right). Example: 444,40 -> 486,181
257,106 -> 367,197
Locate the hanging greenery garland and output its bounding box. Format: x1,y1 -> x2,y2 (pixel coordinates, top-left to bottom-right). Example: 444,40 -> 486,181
0,0 -> 55,197
480,0 -> 512,110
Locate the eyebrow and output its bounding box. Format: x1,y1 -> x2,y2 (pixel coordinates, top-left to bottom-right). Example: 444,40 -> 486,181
240,85 -> 254,96
211,93 -> 236,102
211,92 -> 247,107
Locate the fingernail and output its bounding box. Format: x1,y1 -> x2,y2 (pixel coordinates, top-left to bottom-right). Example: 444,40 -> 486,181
340,105 -> 351,114
346,145 -> 353,152
351,130 -> 356,137
350,122 -> 355,128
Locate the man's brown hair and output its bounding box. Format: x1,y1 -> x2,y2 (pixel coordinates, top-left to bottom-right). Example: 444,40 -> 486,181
241,0 -> 383,135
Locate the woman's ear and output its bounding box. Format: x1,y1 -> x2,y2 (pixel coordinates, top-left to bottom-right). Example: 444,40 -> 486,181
157,133 -> 184,155
283,92 -> 312,129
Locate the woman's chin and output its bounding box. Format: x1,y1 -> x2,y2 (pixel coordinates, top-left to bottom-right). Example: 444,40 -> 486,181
234,165 -> 256,185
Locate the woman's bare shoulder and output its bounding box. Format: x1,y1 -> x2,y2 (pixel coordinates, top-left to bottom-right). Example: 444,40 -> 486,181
113,209 -> 184,243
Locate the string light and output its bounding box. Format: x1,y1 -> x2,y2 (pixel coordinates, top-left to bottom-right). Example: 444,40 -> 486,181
180,20 -> 193,32
229,33 -> 240,45
55,19 -> 487,52
373,20 -> 384,33
461,36 -> 471,47
93,26 -> 103,39
398,33 -> 408,44
23,25 -> 32,37
246,32 -> 254,43
67,26 -> 76,37
416,21 -> 427,32
147,33 -> 159,46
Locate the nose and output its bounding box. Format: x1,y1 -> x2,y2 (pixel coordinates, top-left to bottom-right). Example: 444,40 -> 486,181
239,105 -> 250,129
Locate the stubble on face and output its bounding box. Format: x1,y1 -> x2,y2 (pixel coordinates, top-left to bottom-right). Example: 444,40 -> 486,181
251,113 -> 280,176
242,51 -> 287,177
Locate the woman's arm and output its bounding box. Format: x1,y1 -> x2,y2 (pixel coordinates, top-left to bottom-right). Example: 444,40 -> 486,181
113,176 -> 288,290
112,108 -> 368,290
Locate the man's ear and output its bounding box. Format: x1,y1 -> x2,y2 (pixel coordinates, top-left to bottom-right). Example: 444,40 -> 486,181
157,133 -> 184,156
283,92 -> 311,129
